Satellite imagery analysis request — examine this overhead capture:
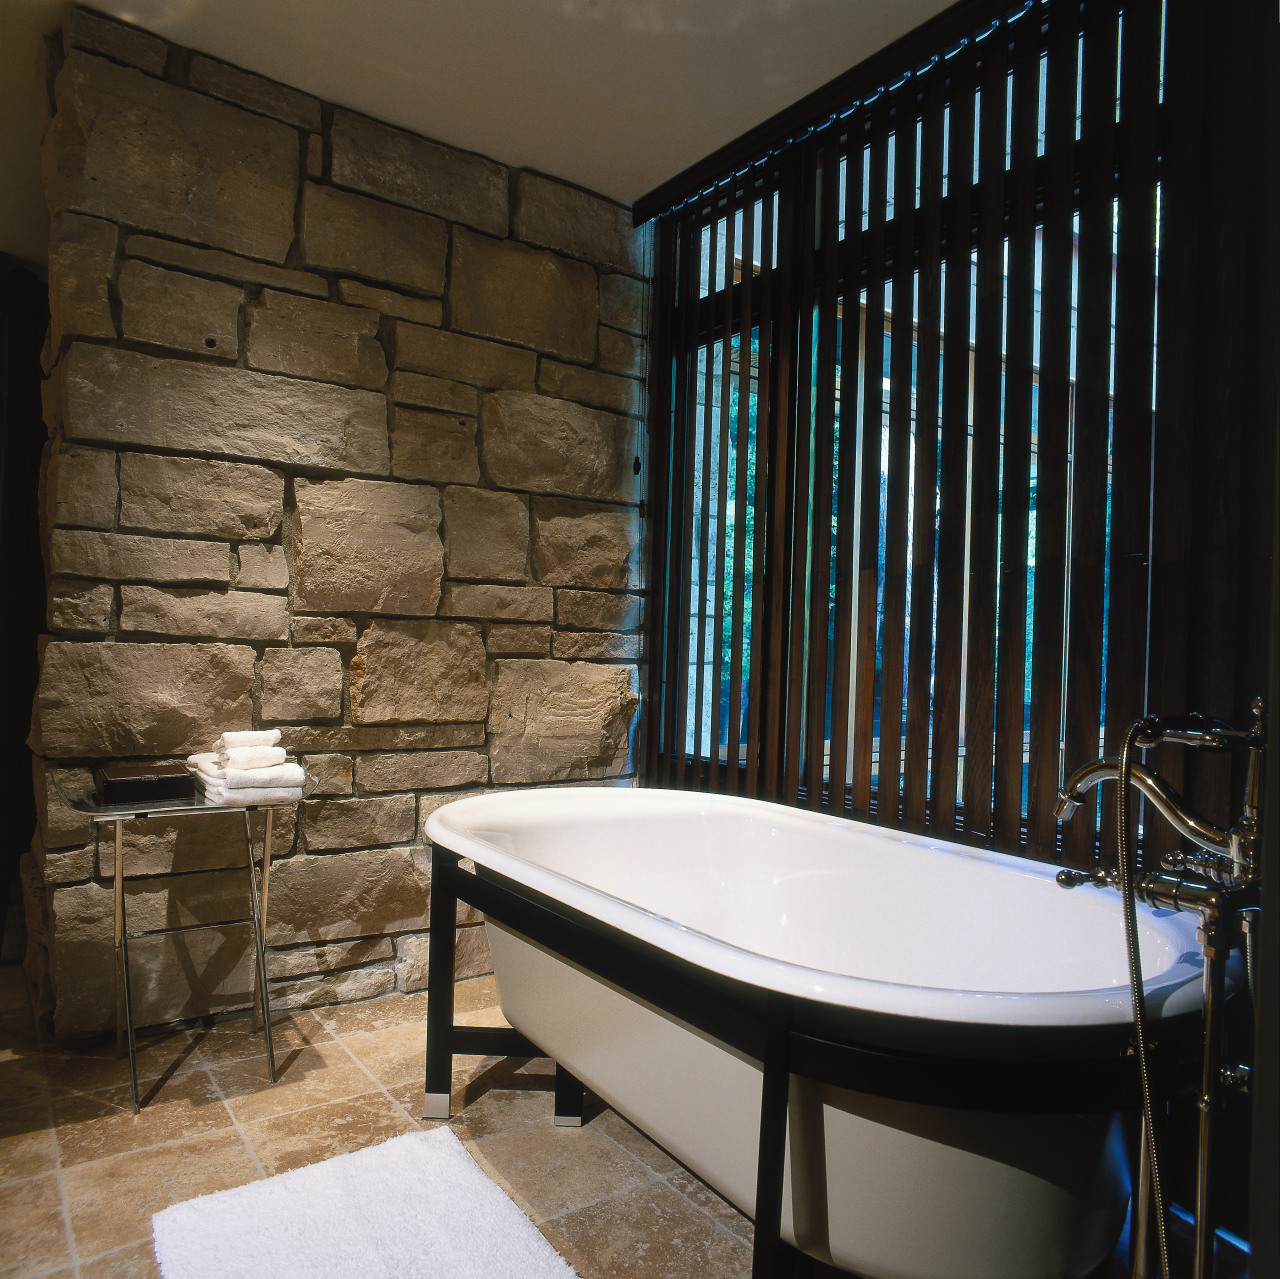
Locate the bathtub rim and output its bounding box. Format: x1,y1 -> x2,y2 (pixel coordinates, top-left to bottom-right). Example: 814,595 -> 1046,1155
425,785 -> 1213,1031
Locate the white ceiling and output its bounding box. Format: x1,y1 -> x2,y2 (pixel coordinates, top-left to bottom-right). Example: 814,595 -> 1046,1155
1,0 -> 953,267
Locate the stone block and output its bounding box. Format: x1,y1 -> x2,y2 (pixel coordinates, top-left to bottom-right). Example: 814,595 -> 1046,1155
450,227 -> 597,363
188,56 -> 322,131
246,290 -> 387,390
267,850 -> 432,942
389,408 -> 478,485
532,498 -> 640,589
126,235 -> 327,297
339,281 -> 443,327
117,260 -> 242,357
393,323 -> 536,392
63,8 -> 168,73
552,632 -> 643,660
481,390 -> 636,503
59,344 -> 390,475
538,360 -> 643,416
288,478 -> 443,615
36,641 -> 254,757
119,586 -> 289,641
100,808 -> 296,877
350,620 -> 487,724
356,751 -> 488,792
48,445 -> 116,531
120,454 -> 283,540
128,926 -> 257,1027
513,173 -> 640,273
301,754 -> 353,796
33,759 -> 94,848
260,647 -> 343,722
49,530 -> 231,585
416,788 -> 489,826
48,581 -> 113,633
330,109 -> 507,236
268,936 -> 393,981
598,274 -> 649,335
555,589 -> 642,632
291,616 -> 357,645
485,624 -> 550,656
303,795 -> 417,851
237,544 -> 290,591
440,584 -> 553,623
33,831 -> 95,885
394,925 -> 492,992
49,881 -> 112,1037
270,967 -> 396,1010
46,212 -> 115,349
598,327 -> 645,378
488,659 -> 638,784
46,52 -> 298,263
302,183 -> 448,296
389,372 -> 477,415
306,133 -> 324,177
289,724 -> 485,752
442,487 -> 528,581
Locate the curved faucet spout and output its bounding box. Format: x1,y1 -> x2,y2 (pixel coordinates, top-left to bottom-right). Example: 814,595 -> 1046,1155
1055,756 -> 1231,856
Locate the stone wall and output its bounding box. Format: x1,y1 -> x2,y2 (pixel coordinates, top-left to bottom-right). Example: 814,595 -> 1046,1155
24,7 -> 649,1039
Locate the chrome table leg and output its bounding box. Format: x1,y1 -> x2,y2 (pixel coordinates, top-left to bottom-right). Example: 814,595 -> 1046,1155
243,810 -> 277,1083
113,819 -> 139,1114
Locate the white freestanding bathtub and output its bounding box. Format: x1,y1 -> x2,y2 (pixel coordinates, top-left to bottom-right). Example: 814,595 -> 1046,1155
425,786 -> 1209,1279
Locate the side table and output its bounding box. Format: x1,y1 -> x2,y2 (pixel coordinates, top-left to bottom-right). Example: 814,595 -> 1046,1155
54,782 -> 309,1112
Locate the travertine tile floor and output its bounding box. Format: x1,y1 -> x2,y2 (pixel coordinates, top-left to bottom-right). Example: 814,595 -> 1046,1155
0,963 -> 754,1279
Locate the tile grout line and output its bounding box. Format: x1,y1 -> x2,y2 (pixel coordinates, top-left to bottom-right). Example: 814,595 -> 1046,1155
29,1008 -> 83,1279
190,1038 -> 269,1182
324,1019 -> 433,1132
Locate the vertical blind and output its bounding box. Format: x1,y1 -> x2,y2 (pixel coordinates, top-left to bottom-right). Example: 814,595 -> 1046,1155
641,0 -> 1277,866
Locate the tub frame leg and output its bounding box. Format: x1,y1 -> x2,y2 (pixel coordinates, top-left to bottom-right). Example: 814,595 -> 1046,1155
555,1064 -> 585,1126
752,993 -> 792,1279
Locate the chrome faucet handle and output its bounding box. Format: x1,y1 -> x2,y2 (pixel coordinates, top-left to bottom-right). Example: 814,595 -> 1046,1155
1055,867 -> 1116,890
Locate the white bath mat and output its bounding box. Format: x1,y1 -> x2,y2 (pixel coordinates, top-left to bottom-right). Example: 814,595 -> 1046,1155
151,1127 -> 578,1279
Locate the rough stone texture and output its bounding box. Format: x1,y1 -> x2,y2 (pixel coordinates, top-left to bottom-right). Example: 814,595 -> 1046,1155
246,290 -> 387,390
126,235 -> 327,297
120,454 -> 282,540
119,586 -> 289,641
394,924 -> 492,992
532,498 -> 641,589
488,660 -> 638,783
305,133 -> 324,178
442,487 -> 528,582
356,751 -> 488,792
36,641 -> 254,757
556,590 -> 642,632
485,624 -> 550,656
237,544 -> 290,591
188,56 -> 322,131
288,478 -> 443,615
389,372 -> 477,415
48,445 -> 116,531
599,274 -> 649,335
303,796 -> 417,850
514,173 -> 640,273
339,281 -> 443,327
481,391 -> 635,503
48,581 -> 113,633
440,584 -> 553,623
289,723 -> 484,752
33,761 -> 94,848
538,360 -> 643,416
47,212 -> 116,350
259,647 -> 343,722
291,616 -> 357,645
598,327 -> 645,378
450,227 -> 597,363
302,753 -> 353,796
350,620 -> 487,724
330,109 -> 508,237
268,848 -> 429,944
394,323 -> 536,392
302,183 -> 448,296
553,632 -> 643,660
390,408 -> 478,485
45,52 -> 298,263
63,7 -> 168,73
50,530 -> 231,585
271,967 -> 396,1010
33,832 -> 95,885
59,344 -> 390,475
117,260 -> 242,357
416,788 -> 489,826
100,809 -> 296,877
267,936 -> 393,981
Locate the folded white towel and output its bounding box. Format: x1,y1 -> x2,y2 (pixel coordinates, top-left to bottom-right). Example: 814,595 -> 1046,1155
218,745 -> 287,770
197,778 -> 303,807
224,762 -> 305,790
185,752 -> 225,777
218,730 -> 282,750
